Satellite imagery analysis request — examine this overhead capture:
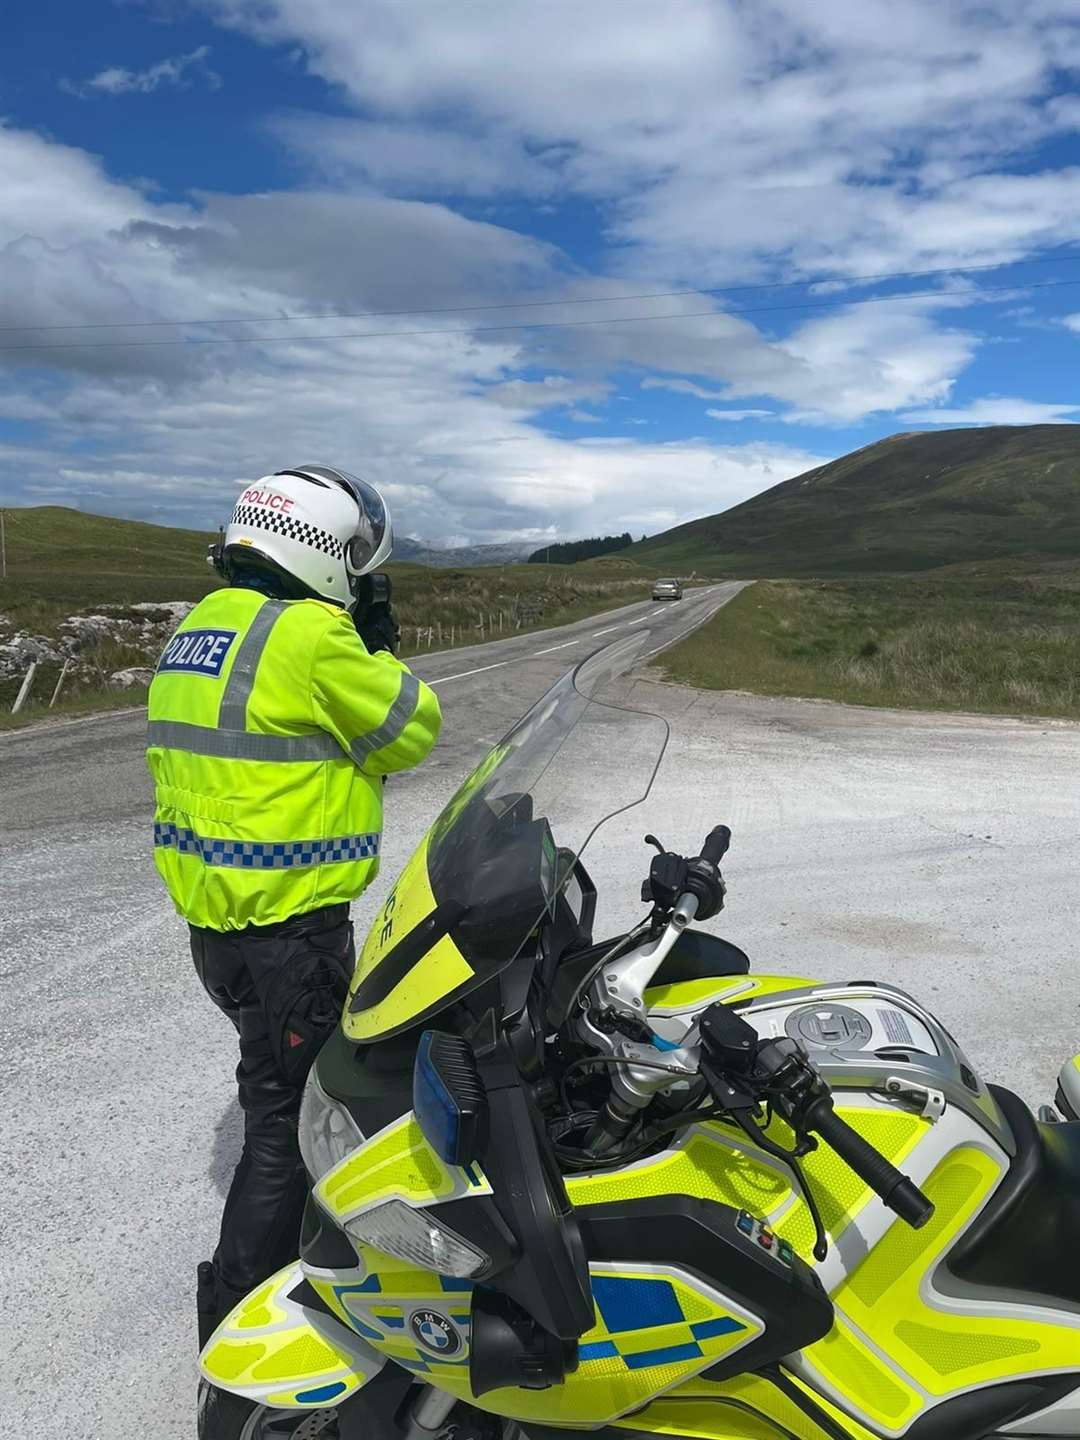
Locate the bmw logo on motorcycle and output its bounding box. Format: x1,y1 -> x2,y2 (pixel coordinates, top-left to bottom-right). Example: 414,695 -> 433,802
410,1309 -> 462,1357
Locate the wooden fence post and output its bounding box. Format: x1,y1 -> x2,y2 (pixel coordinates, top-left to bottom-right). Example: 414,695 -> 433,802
50,659 -> 72,707
12,660 -> 37,714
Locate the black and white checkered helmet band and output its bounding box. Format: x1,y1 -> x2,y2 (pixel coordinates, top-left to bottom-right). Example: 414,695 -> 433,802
231,503 -> 344,560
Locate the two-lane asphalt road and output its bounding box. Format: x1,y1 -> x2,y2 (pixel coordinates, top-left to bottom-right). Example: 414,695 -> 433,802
0,582 -> 740,1440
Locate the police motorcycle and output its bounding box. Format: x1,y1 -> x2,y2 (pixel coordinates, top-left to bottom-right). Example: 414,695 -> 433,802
200,633 -> 1080,1440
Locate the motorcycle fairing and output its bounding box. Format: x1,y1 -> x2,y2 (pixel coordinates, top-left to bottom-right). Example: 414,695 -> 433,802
344,806 -> 560,1043
643,974 -> 819,1020
307,1243 -> 763,1427
313,1109 -> 493,1224
199,1262 -> 385,1410
603,1369 -> 881,1439
566,1106 -> 930,1264
653,975 -> 1080,1437
800,1141 -> 1080,1432
344,829 -> 476,1043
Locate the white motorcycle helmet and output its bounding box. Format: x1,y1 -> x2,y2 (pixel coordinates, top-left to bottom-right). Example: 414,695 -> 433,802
217,465 -> 393,607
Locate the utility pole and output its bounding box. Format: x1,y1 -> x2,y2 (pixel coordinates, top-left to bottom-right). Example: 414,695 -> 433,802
0,509 -> 6,580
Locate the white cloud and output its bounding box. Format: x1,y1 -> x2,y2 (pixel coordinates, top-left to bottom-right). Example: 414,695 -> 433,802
270,114 -> 560,197
481,376 -> 612,412
9,0 -> 1080,541
530,293 -> 977,423
61,46 -> 220,98
1063,313 -> 1080,332
641,378 -> 728,400
706,408 -> 774,421
0,120 -> 832,540
899,397 -> 1080,424
205,0 -> 1080,280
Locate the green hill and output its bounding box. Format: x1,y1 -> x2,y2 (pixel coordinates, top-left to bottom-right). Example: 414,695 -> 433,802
632,425 -> 1080,575
0,504 -> 654,664
1,504 -> 216,607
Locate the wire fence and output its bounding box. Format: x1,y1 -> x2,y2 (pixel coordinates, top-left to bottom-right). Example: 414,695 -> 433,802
405,604 -> 548,652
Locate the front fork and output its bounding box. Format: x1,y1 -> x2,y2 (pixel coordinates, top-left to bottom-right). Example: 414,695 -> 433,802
402,1388 -> 458,1440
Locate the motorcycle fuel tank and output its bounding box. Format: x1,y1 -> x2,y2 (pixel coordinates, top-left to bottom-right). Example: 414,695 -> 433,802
648,973 -> 1013,1153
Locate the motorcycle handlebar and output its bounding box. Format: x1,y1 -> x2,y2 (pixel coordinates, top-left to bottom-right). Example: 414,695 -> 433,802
699,825 -> 731,866
805,1096 -> 935,1230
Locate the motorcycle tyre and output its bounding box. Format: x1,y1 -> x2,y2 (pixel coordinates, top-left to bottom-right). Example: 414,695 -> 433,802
197,1379 -> 339,1439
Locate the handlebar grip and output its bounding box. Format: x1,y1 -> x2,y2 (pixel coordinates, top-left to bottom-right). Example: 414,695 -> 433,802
700,825 -> 732,866
806,1099 -> 935,1230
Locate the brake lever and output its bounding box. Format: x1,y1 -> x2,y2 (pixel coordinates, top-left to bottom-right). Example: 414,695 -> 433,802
698,1005 -> 832,1261
728,1103 -> 831,1263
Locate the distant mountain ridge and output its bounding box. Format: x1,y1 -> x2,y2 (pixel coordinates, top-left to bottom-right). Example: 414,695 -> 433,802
0,507 -> 538,571
395,536 -> 538,567
631,425 -> 1080,575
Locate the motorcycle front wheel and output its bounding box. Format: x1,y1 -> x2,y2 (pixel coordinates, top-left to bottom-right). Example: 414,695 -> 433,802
198,1379 -> 339,1439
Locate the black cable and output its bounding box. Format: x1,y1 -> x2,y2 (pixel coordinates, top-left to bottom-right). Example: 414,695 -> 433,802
4,273 -> 1080,353
4,246 -> 1078,333
557,1052 -> 694,1114
553,1100 -> 720,1172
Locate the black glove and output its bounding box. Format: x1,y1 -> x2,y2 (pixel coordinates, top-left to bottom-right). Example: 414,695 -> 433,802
358,603 -> 401,656
352,572 -> 401,655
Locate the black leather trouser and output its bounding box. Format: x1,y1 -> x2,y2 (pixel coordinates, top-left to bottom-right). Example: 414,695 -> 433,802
190,903 -> 355,1329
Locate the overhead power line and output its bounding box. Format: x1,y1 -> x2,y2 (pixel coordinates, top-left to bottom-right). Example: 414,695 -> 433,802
0,274 -> 1077,354
1,248 -> 1079,335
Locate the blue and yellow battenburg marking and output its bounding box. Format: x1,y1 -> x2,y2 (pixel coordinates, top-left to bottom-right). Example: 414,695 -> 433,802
308,1253 -> 477,1379
580,1272 -> 749,1371
308,1251 -> 763,1428
199,1262 -> 385,1410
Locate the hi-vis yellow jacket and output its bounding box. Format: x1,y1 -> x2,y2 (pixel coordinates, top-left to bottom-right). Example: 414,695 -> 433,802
146,588 -> 441,931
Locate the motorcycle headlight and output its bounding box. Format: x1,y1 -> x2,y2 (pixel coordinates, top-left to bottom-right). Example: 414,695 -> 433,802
344,1200 -> 488,1278
299,1069 -> 491,1279
298,1068 -> 364,1183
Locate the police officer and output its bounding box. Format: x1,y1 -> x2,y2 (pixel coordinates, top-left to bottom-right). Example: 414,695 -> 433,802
145,466 -> 441,1370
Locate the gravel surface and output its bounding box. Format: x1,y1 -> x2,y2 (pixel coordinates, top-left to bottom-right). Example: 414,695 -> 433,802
2,580 -> 1078,1436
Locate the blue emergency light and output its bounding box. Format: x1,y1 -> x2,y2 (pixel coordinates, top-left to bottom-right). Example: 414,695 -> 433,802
413,1030 -> 489,1167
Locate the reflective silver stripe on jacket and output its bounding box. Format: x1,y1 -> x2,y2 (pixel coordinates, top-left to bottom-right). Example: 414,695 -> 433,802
146,720 -> 343,763
349,671 -> 420,761
217,598 -> 287,730
151,594 -> 416,765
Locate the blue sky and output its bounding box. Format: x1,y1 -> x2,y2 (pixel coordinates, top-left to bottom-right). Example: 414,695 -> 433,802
3,0 -> 1080,543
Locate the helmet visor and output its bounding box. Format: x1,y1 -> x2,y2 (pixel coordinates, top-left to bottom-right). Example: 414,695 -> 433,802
290,465 -> 393,574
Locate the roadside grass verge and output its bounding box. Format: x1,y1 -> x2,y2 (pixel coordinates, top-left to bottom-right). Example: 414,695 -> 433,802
653,577 -> 1080,719
0,633 -> 155,729
391,562 -> 654,656
0,685 -> 148,733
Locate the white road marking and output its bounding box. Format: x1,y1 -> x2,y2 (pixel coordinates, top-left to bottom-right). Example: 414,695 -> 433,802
427,590 -> 731,687
534,640 -> 581,655
642,599 -> 730,659
429,659 -> 511,686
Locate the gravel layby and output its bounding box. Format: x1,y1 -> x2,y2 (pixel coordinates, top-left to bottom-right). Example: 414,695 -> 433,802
2,585 -> 1078,1436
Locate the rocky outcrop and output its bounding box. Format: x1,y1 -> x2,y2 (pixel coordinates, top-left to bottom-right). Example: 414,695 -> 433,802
109,667 -> 156,689
0,601 -> 196,684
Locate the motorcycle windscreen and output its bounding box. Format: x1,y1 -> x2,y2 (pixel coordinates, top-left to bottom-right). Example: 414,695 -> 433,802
345,632 -> 669,1042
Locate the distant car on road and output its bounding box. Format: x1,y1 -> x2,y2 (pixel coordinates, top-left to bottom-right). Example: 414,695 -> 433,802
652,577 -> 683,601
